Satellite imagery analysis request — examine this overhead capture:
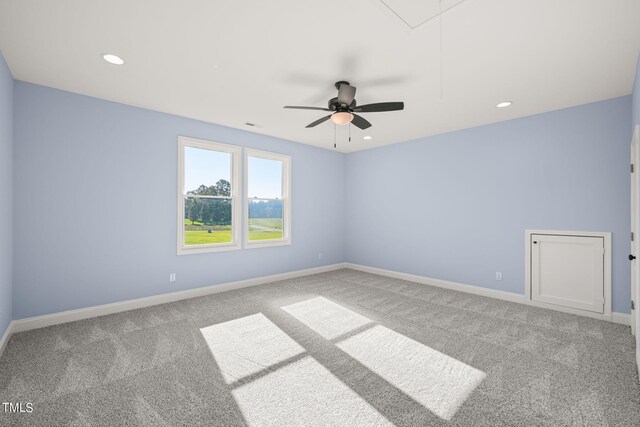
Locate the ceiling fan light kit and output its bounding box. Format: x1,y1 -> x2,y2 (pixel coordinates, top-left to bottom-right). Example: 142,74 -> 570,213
331,111 -> 354,125
284,80 -> 404,134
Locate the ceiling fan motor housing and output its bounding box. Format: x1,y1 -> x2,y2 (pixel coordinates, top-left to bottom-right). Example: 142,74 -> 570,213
328,97 -> 357,111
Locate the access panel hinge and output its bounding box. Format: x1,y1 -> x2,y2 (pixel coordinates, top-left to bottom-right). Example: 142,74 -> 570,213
632,300 -> 635,311
632,232 -> 635,242
632,164 -> 635,173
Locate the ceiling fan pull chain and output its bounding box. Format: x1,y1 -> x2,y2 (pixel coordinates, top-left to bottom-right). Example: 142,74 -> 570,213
349,122 -> 351,143
333,123 -> 337,149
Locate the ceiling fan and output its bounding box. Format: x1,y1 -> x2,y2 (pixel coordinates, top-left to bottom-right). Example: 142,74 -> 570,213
284,81 -> 404,130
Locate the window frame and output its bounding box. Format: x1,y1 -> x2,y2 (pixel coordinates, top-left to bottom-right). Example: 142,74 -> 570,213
177,136 -> 242,255
244,148 -> 291,249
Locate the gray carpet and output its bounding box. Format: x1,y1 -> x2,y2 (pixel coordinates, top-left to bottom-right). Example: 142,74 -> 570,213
1,268 -> 639,426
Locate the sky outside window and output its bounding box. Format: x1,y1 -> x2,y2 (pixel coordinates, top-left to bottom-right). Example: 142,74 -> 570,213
184,147 -> 231,193
248,157 -> 282,199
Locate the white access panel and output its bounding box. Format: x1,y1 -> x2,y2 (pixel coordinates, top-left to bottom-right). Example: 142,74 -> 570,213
531,234 -> 605,314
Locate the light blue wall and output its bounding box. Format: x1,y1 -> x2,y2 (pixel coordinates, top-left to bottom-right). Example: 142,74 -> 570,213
13,82 -> 345,319
0,52 -> 13,337
346,96 -> 632,314
9,81 -> 636,319
634,53 -> 640,128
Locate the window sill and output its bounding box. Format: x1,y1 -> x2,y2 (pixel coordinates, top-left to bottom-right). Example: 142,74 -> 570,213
178,244 -> 241,255
244,239 -> 291,249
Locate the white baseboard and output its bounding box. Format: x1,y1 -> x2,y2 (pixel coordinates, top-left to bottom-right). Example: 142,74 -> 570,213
345,263 -> 524,303
611,312 -> 631,325
5,261 -> 633,343
345,263 -> 630,325
11,263 -> 347,334
0,321 -> 15,359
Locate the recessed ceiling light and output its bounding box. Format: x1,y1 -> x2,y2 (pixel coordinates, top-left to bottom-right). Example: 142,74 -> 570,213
496,101 -> 512,108
102,54 -> 124,65
363,136 -> 372,140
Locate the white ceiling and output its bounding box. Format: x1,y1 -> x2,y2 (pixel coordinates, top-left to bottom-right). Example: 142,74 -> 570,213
1,0 -> 639,153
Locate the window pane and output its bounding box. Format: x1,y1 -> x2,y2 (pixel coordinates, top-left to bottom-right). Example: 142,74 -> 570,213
248,157 -> 282,199
248,199 -> 283,241
184,197 -> 233,245
184,147 -> 231,194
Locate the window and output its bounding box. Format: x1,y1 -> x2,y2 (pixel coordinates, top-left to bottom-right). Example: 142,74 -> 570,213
178,137 -> 241,254
245,149 -> 291,247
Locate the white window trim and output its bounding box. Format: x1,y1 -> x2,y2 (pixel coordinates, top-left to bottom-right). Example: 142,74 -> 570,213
177,136 -> 242,255
244,148 -> 291,249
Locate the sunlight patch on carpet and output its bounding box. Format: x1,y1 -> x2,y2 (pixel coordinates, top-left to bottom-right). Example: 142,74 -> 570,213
201,313 -> 392,426
281,296 -> 373,339
232,355 -> 392,426
200,313 -> 304,383
282,297 -> 486,421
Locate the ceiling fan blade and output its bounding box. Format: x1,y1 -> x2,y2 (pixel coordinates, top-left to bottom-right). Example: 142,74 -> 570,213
284,106 -> 332,111
351,114 -> 372,130
337,84 -> 356,106
354,102 -> 404,113
305,115 -> 332,128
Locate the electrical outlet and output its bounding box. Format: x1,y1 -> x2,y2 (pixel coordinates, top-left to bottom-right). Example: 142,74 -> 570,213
495,272 -> 503,281
318,252 -> 323,260
169,273 -> 176,282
